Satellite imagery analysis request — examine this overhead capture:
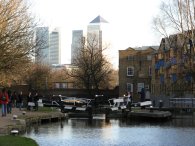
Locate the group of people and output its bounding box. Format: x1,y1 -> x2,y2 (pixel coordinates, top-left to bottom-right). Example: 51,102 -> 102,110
123,88 -> 150,108
0,88 -> 39,117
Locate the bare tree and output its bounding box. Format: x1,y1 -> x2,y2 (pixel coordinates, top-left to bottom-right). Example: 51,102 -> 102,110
153,0 -> 195,47
0,0 -> 39,86
23,63 -> 51,90
153,0 -> 195,94
69,35 -> 114,95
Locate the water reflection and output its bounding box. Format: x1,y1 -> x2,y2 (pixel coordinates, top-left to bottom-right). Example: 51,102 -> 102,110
24,117 -> 195,146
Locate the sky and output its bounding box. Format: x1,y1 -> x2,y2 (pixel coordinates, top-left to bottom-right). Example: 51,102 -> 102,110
30,0 -> 162,68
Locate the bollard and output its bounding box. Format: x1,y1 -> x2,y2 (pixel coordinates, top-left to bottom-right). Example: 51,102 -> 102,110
11,129 -> 19,136
159,100 -> 163,110
13,115 -> 18,120
149,106 -> 153,112
152,100 -> 156,107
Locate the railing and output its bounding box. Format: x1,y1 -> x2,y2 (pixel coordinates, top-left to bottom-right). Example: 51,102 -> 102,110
169,98 -> 195,109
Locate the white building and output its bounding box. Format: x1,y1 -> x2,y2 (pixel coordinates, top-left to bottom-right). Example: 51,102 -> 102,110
70,15 -> 109,64
35,27 -> 49,64
49,28 -> 61,65
87,15 -> 109,51
71,30 -> 84,64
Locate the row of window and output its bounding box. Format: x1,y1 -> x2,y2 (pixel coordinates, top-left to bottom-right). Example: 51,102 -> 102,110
127,55 -> 152,61
53,82 -> 74,89
127,66 -> 152,76
126,83 -> 149,92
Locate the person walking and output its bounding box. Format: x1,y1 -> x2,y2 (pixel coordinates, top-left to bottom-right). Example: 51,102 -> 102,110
18,91 -> 23,110
0,88 -> 9,117
140,88 -> 145,102
27,92 -> 33,111
33,92 -> 39,111
125,92 -> 132,111
7,90 -> 12,114
12,91 -> 17,108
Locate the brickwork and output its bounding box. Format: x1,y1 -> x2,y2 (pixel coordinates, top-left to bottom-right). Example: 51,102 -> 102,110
119,47 -> 155,102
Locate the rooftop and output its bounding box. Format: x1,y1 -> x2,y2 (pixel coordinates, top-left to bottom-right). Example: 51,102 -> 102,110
90,15 -> 108,23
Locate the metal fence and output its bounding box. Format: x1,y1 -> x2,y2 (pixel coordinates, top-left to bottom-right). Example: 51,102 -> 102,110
169,98 -> 195,109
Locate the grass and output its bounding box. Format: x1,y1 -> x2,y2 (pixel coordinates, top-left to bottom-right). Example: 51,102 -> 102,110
0,135 -> 38,146
38,107 -> 59,112
131,107 -> 142,112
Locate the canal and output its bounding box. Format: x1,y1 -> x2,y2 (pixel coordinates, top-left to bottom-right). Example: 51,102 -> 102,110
24,116 -> 195,146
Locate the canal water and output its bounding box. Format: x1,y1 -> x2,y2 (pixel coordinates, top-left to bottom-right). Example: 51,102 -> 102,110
24,116 -> 195,146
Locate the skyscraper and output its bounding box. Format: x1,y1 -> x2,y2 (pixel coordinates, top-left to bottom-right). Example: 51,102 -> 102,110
49,28 -> 61,65
35,27 -> 49,64
70,15 -> 109,65
71,30 -> 84,64
87,15 -> 108,51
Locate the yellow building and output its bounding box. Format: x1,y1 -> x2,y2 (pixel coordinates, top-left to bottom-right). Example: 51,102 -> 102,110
151,34 -> 195,96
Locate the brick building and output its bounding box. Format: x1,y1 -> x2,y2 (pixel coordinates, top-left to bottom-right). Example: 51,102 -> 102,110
151,34 -> 195,97
119,47 -> 156,101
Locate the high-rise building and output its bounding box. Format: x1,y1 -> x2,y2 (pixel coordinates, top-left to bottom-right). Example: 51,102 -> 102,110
35,27 -> 49,64
49,28 -> 61,65
71,30 -> 84,64
87,15 -> 108,51
70,15 -> 109,64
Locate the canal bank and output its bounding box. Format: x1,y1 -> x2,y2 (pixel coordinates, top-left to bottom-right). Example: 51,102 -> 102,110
0,108 -> 66,135
67,107 -> 173,120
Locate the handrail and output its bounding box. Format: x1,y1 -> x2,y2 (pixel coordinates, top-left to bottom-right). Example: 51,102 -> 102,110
169,98 -> 195,108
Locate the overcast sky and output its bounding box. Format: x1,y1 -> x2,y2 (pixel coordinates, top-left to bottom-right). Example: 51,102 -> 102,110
30,0 -> 162,68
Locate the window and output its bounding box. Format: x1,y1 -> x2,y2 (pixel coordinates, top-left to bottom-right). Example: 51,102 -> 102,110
147,55 -> 152,60
127,56 -> 134,61
55,83 -> 60,89
127,83 -> 133,92
54,82 -> 69,89
145,84 -> 149,90
137,83 -> 144,92
149,66 -> 152,76
127,67 -> 134,76
62,83 -> 68,88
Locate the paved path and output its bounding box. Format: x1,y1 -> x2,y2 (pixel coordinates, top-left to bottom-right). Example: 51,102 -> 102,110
0,108 -> 28,129
0,107 -> 61,134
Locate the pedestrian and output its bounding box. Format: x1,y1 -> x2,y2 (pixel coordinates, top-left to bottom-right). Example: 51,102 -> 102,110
126,92 -> 132,110
18,91 -> 23,110
140,88 -> 145,109
145,90 -> 151,101
140,88 -> 145,102
0,88 -> 9,117
12,91 -> 17,108
27,92 -> 33,110
7,90 -> 12,114
33,92 -> 39,111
